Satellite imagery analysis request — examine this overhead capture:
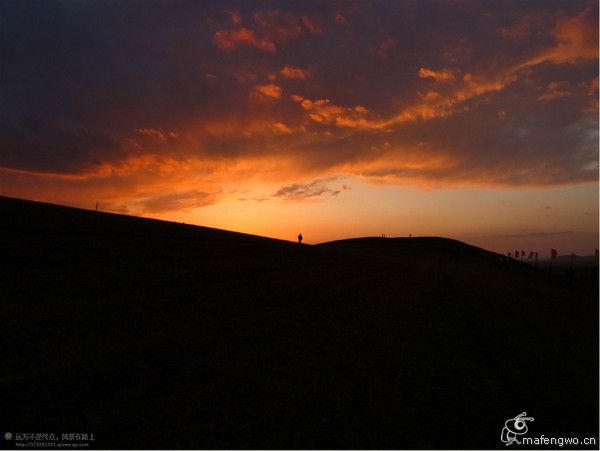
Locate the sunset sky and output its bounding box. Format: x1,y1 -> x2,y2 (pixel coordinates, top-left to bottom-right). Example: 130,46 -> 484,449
1,0 -> 598,255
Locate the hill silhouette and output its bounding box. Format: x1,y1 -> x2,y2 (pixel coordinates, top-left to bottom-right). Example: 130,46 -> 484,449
1,196 -> 597,449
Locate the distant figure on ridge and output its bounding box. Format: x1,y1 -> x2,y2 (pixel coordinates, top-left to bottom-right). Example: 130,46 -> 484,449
298,233 -> 303,246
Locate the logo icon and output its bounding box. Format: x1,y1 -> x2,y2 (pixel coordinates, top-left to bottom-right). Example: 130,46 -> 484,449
501,412 -> 534,446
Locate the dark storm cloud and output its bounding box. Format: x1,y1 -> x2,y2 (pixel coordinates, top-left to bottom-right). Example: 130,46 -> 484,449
0,0 -> 597,194
0,114 -> 120,172
0,0 -> 226,169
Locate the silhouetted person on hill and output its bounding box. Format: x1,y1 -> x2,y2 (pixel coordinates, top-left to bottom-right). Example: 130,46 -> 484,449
298,233 -> 303,246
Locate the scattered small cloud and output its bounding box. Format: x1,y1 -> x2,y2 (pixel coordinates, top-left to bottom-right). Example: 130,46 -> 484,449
537,81 -> 573,103
418,67 -> 456,82
291,95 -> 374,128
273,178 -> 342,200
272,122 -> 292,134
280,65 -> 311,80
256,83 -> 283,98
213,27 -> 276,52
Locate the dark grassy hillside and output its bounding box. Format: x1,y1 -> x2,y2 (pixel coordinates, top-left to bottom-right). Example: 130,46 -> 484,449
1,196 -> 597,449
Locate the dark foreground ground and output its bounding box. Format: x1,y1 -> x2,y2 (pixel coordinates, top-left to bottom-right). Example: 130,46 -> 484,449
1,196 -> 598,449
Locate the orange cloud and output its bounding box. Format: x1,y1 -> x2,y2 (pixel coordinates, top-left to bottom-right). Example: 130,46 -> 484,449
256,83 -> 283,98
213,11 -> 321,54
422,91 -> 442,102
291,95 -> 376,128
3,0 -> 598,223
272,122 -> 292,134
411,9 -> 596,122
515,7 -> 598,69
291,69 -> 513,131
306,141 -> 468,190
546,7 -> 598,62
418,67 -> 455,82
0,153 -> 208,192
537,81 -> 573,103
0,152 -> 293,216
291,94 -> 431,130
301,15 -> 324,35
213,27 -> 276,52
286,58 -> 525,138
387,71 -> 517,125
280,66 -> 311,80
